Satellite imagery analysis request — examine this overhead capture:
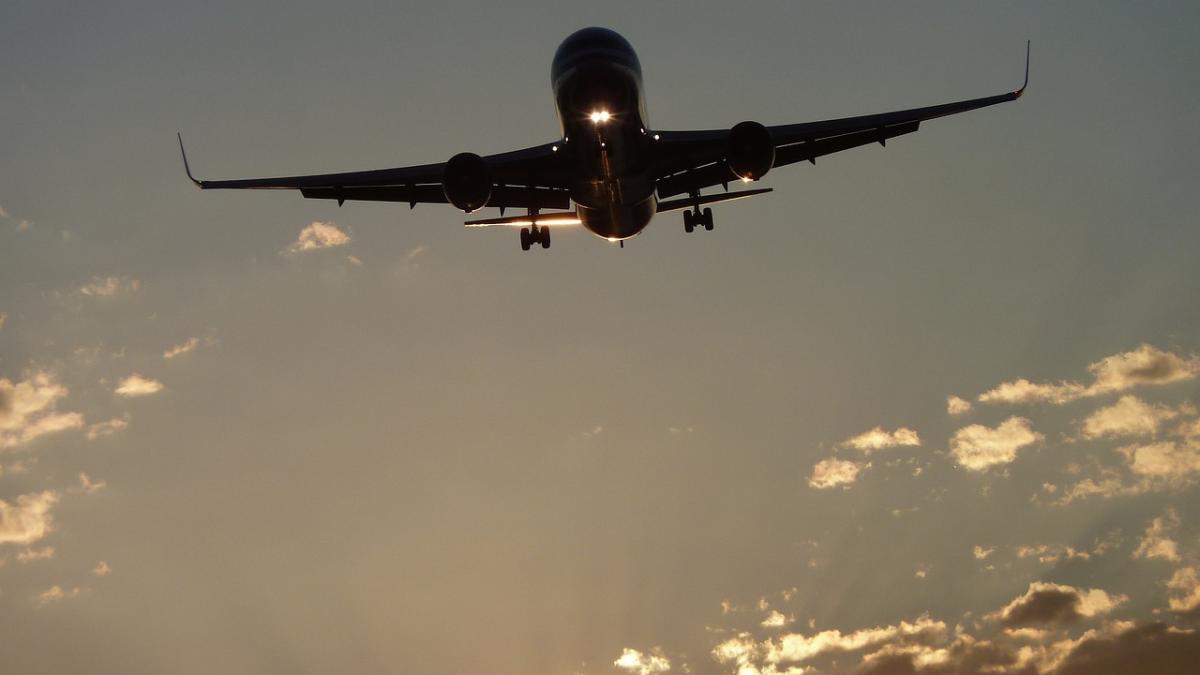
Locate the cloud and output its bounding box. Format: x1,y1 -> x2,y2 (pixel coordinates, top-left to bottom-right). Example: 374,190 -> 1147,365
0,490 -> 59,545
35,584 -> 81,608
767,616 -> 947,664
1166,567 -> 1200,617
78,275 -> 140,297
1055,621 -> 1200,675
92,560 -> 111,577
840,426 -> 921,453
949,417 -> 1043,471
16,545 -> 55,563
979,379 -> 1086,405
114,373 -> 163,397
0,372 -> 85,449
973,545 -> 995,560
1133,509 -> 1181,562
992,582 -> 1126,627
947,395 -> 973,416
762,610 -> 789,628
77,472 -> 107,495
285,221 -> 350,254
809,458 -> 869,489
978,345 -> 1200,406
1119,439 -> 1200,485
0,203 -> 7,218
1080,396 -> 1186,439
163,337 -> 200,359
86,417 -> 128,440
0,312 -> 6,330
614,647 -> 671,675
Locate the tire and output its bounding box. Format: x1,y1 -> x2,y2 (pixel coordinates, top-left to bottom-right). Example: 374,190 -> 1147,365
520,228 -> 531,251
540,227 -> 551,249
683,210 -> 694,233
703,208 -> 714,231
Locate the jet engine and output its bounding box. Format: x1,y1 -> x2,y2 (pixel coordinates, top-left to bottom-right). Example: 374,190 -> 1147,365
441,152 -> 492,212
725,121 -> 775,182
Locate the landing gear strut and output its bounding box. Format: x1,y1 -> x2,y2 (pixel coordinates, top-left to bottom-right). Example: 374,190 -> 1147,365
520,224 -> 550,251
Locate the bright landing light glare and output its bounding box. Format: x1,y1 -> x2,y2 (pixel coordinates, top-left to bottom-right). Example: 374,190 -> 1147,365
589,110 -> 611,123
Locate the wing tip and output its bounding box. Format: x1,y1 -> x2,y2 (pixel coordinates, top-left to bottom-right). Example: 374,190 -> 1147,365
177,132 -> 203,188
1014,40 -> 1030,98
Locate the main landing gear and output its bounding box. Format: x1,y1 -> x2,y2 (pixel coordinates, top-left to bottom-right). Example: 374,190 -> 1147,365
520,224 -> 551,251
683,207 -> 714,233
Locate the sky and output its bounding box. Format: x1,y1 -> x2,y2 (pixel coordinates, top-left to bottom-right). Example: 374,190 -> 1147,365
2,1 -> 1200,673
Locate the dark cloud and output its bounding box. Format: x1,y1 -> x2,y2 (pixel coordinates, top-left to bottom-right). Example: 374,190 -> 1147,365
1056,622 -> 1200,675
995,583 -> 1124,628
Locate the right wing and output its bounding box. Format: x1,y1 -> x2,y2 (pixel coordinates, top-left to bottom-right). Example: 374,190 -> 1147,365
654,42 -> 1029,198
177,135 -> 571,210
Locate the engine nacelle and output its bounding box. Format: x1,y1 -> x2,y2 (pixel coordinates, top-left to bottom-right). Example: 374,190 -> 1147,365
442,152 -> 492,213
725,121 -> 775,182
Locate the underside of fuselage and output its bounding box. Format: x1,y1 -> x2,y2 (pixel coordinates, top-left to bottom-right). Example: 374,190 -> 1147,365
551,27 -> 657,240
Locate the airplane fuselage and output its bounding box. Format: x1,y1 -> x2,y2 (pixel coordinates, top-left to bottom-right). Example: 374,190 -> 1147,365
551,28 -> 656,240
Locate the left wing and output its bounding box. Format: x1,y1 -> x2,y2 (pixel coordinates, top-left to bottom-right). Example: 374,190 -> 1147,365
177,135 -> 571,210
654,42 -> 1029,198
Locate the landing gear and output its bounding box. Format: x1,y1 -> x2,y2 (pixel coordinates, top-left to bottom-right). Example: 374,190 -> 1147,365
683,207 -> 714,233
520,224 -> 550,251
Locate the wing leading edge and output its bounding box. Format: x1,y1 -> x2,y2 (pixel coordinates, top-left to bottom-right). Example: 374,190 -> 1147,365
176,134 -> 570,209
654,42 -> 1029,198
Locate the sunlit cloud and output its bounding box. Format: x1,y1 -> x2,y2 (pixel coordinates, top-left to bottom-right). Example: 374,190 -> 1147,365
163,337 -> 200,359
76,472 -> 107,495
34,584 -> 81,608
0,490 -> 59,545
613,647 -> 671,675
86,416 -> 128,440
1119,439 -> 1200,485
1133,509 -> 1181,562
766,615 -> 946,664
1016,535 -> 1117,564
838,426 -> 920,453
991,582 -> 1126,627
946,395 -> 973,416
949,416 -> 1042,471
1080,395 -> 1188,440
808,458 -> 868,489
17,545 -> 55,563
114,373 -> 163,397
978,344 -> 1200,406
285,221 -> 350,254
92,560 -> 111,577
761,610 -> 789,628
973,545 -> 995,560
0,372 -> 85,449
78,275 -> 141,297
1166,566 -> 1200,617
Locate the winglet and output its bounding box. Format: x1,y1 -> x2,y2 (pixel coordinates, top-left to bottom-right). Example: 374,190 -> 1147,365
177,132 -> 202,188
1015,40 -> 1030,98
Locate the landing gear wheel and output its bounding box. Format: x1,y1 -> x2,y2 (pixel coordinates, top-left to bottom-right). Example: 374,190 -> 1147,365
683,210 -> 694,233
540,226 -> 551,249
520,228 -> 531,251
703,208 -> 714,231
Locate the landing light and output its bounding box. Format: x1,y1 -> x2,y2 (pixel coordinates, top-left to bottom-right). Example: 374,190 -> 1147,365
589,110 -> 611,124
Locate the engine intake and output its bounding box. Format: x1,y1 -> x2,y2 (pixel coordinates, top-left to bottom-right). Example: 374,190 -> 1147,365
442,152 -> 492,213
725,121 -> 775,182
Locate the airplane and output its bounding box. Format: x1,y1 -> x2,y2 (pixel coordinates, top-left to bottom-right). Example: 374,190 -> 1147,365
178,27 -> 1028,251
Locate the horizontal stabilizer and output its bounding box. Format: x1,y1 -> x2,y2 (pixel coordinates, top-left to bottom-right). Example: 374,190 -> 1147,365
656,187 -> 773,213
464,211 -> 582,228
